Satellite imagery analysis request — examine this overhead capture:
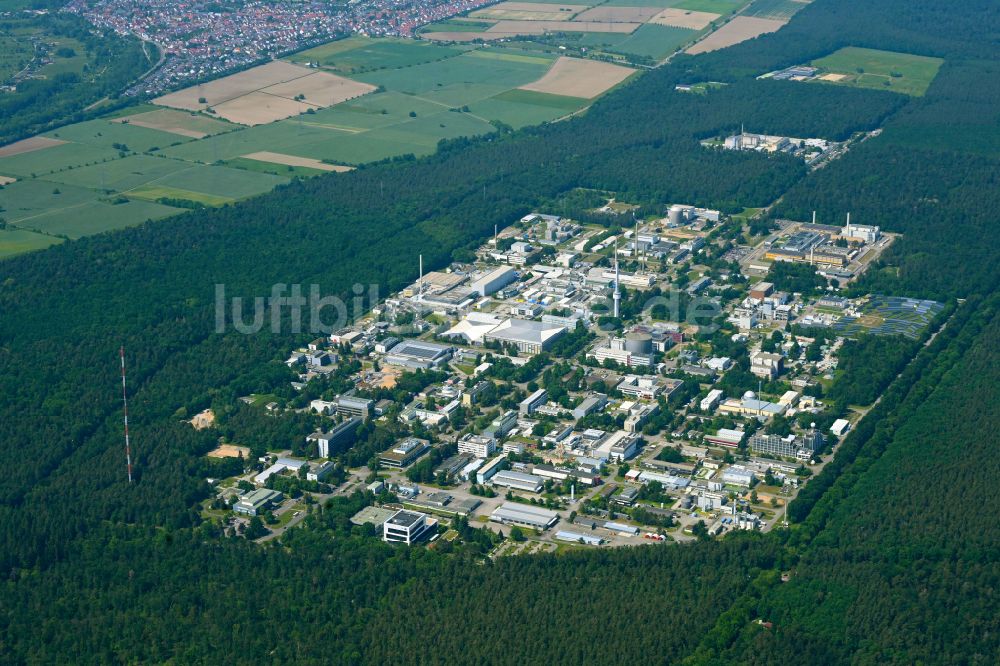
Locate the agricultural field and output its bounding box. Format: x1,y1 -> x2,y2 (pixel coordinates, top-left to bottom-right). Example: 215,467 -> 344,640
154,61 -> 376,125
417,0 -> 731,62
650,8 -> 720,30
0,36 -> 639,258
686,15 -> 786,54
0,227 -> 63,259
518,57 -> 635,98
114,108 -> 236,139
810,47 -> 944,96
673,0 -> 742,13
289,37 -> 466,74
741,0 -> 811,21
470,2 -> 590,22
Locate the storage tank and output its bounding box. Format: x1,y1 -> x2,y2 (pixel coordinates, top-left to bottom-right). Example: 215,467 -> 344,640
668,205 -> 684,227
624,332 -> 653,355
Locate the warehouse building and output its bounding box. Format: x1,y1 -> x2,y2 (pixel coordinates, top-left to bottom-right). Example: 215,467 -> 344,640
383,339 -> 453,370
572,393 -> 607,419
490,502 -> 559,530
555,531 -> 603,546
470,266 -> 518,297
704,428 -> 745,448
701,389 -> 723,411
490,470 -> 544,493
722,466 -> 755,486
234,489 -> 283,516
483,318 -> 566,355
378,438 -> 430,468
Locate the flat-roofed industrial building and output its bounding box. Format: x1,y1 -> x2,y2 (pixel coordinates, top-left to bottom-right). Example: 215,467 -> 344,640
233,489 -> 283,516
555,530 -> 603,546
383,339 -> 453,370
490,470 -> 544,493
378,438 -> 430,468
484,318 -> 566,355
490,502 -> 559,530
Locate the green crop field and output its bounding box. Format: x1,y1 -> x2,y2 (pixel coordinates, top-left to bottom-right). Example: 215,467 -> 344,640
46,119 -> 197,153
674,0 -> 742,13
148,164 -> 288,200
610,24 -> 697,59
811,47 -> 944,96
417,19 -> 497,34
741,0 -> 809,21
470,90 -> 582,129
223,157 -> 327,178
0,227 -> 62,259
600,0 -> 671,7
14,198 -> 182,238
127,185 -> 234,207
291,37 -> 465,73
0,142 -> 120,178
0,179 -> 101,223
355,50 -> 554,99
0,37 -> 613,256
41,154 -> 191,192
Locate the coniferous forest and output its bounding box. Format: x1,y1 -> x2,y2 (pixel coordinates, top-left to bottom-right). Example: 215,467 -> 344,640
0,0 -> 999,663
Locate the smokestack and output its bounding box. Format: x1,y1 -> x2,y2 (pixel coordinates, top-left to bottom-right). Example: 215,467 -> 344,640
418,254 -> 423,297
613,239 -> 621,318
812,210 -> 816,225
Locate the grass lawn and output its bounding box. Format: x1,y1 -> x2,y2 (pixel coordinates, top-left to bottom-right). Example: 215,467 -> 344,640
811,47 -> 944,96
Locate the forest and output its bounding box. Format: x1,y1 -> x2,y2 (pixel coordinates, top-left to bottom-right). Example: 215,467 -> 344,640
0,0 -> 998,662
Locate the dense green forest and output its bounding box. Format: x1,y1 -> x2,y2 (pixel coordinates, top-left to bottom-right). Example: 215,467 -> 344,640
0,0 -> 998,662
692,296 -> 1000,664
0,12 -> 150,145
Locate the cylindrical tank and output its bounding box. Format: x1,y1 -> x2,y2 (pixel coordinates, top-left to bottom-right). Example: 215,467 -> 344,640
625,332 -> 653,355
668,205 -> 684,227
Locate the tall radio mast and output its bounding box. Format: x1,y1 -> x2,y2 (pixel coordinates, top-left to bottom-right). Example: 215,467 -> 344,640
120,346 -> 134,484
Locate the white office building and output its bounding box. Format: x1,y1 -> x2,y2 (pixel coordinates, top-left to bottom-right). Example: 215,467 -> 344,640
382,510 -> 438,545
457,433 -> 497,459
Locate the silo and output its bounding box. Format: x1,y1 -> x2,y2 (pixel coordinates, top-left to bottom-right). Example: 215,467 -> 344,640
668,205 -> 684,227
624,332 -> 653,355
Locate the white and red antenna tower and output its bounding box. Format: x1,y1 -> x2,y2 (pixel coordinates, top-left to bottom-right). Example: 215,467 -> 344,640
120,346 -> 134,484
